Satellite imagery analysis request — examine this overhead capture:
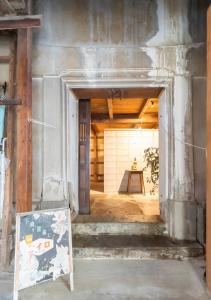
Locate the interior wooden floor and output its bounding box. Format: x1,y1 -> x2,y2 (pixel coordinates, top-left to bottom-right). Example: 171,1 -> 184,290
86,182 -> 161,223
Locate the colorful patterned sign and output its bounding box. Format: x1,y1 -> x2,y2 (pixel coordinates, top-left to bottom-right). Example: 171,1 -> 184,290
13,208 -> 73,300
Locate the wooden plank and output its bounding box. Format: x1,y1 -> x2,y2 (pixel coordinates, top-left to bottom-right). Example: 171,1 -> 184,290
91,116 -> 158,124
207,5 -> 211,292
138,99 -> 149,119
107,99 -> 113,119
1,36 -> 16,270
0,15 -> 42,30
15,28 -> 32,213
91,113 -> 138,120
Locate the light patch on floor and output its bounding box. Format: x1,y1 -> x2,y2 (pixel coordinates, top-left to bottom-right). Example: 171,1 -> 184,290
88,182 -> 160,223
1,258 -> 209,300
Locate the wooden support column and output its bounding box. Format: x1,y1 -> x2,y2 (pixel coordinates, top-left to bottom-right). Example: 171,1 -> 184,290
1,37 -> 16,269
207,5 -> 211,292
15,27 -> 32,213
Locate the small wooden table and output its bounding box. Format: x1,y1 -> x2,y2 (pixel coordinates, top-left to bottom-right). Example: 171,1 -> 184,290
127,170 -> 145,194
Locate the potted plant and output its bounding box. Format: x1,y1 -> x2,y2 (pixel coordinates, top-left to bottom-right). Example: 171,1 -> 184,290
143,147 -> 159,195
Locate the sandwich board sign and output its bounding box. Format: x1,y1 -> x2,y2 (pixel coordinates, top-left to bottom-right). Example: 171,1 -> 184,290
13,208 -> 73,300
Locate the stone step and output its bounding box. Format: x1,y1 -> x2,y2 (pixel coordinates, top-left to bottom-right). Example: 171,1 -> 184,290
73,235 -> 204,260
72,221 -> 167,236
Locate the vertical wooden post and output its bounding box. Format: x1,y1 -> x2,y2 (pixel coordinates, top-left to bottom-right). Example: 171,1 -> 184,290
15,27 -> 32,213
207,5 -> 211,292
1,36 -> 16,269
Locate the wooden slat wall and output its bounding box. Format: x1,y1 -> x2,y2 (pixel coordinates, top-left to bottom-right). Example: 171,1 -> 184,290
90,132 -> 104,182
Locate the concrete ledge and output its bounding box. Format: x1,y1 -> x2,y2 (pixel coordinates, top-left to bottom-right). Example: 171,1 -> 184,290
73,246 -> 204,260
72,222 -> 167,236
73,234 -> 204,260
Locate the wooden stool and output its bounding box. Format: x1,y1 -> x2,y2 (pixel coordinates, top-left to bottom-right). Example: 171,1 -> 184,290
127,170 -> 145,194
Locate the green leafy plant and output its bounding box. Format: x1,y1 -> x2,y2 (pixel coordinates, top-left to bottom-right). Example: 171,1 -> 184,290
143,147 -> 159,195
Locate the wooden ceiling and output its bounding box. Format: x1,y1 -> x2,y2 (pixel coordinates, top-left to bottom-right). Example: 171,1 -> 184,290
73,88 -> 161,133
91,97 -> 159,132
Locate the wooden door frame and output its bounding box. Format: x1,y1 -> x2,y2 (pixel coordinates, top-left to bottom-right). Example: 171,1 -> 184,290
61,73 -> 172,224
78,99 -> 91,214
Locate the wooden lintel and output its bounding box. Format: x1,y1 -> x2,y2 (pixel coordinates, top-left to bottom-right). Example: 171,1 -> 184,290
0,15 -> 42,30
92,116 -> 158,124
107,99 -> 113,119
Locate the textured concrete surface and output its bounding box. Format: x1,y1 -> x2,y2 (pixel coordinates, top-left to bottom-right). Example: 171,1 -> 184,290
88,186 -> 160,223
0,258 -> 209,300
29,0 -> 208,242
72,221 -> 166,236
73,235 -> 204,260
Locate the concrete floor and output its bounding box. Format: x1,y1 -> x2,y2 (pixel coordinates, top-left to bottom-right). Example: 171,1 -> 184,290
1,258 -> 210,300
89,182 -> 160,223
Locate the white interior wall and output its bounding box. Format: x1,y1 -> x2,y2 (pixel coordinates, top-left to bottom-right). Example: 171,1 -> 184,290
104,129 -> 159,194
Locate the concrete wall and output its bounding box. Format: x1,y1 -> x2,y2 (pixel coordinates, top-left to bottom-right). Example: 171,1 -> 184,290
31,0 -> 209,240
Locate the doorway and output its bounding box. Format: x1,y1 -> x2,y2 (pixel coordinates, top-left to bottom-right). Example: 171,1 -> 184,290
74,87 -> 163,223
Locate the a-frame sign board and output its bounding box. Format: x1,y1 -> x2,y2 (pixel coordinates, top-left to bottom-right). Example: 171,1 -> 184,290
13,208 -> 73,300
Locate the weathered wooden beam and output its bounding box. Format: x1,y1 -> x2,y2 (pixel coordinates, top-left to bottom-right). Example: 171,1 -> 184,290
138,99 -> 149,119
0,15 -> 42,30
91,124 -> 99,133
107,99 -> 113,119
15,28 -> 32,213
92,116 -> 158,124
207,5 -> 211,293
1,37 -> 16,270
134,99 -> 153,128
91,113 -> 138,120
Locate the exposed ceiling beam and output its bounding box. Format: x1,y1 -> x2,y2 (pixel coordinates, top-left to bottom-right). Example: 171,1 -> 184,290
91,124 -> 99,133
91,124 -> 97,135
138,99 -> 150,119
107,98 -> 113,119
151,123 -> 158,129
0,14 -> 42,30
134,99 -> 152,128
91,113 -> 138,120
92,116 -> 158,124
